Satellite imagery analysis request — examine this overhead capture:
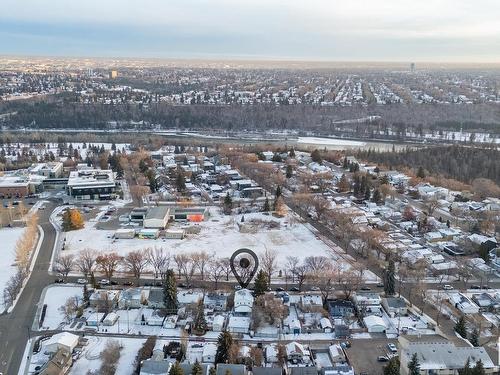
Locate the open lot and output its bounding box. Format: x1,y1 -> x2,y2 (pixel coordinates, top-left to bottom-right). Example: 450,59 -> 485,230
344,338 -> 398,375
63,207 -> 377,281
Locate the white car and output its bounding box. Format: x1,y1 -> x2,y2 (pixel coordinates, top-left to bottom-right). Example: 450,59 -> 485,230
77,278 -> 88,284
387,343 -> 398,353
443,284 -> 453,290
99,279 -> 110,285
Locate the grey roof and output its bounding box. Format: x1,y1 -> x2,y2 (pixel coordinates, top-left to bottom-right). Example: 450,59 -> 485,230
216,363 -> 246,375
146,206 -> 170,220
289,367 -> 318,375
402,343 -> 496,370
180,363 -> 210,375
149,288 -> 164,303
252,367 -> 282,375
140,359 -> 171,374
384,297 -> 406,308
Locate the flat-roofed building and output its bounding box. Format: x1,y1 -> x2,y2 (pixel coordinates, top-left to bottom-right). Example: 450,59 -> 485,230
144,206 -> 170,229
67,168 -> 117,200
399,335 -> 498,375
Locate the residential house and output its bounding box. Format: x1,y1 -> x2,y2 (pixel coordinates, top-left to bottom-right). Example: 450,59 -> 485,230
382,297 -> 408,317
286,342 -> 311,365
234,289 -> 254,315
118,288 -> 149,309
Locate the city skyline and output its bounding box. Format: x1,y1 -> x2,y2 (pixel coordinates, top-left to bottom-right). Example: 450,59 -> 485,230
1,0 -> 500,62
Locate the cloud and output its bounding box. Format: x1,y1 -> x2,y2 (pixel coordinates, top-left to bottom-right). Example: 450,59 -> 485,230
1,0 -> 499,61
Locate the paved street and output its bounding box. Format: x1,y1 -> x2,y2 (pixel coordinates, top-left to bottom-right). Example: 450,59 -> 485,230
0,203 -> 56,375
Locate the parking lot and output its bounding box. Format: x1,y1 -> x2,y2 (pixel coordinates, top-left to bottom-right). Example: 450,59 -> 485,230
344,337 -> 398,375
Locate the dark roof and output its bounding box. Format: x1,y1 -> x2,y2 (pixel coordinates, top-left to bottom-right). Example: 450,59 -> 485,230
140,359 -> 171,374
252,368 -> 282,375
384,297 -> 406,308
180,363 -> 210,375
289,367 -> 318,375
216,363 -> 246,375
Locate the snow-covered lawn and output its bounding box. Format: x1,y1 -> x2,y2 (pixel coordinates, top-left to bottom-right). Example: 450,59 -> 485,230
70,336 -> 145,375
38,285 -> 83,330
0,227 -> 25,310
63,207 -> 371,279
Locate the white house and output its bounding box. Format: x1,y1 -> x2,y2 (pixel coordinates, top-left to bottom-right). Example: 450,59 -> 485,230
363,315 -> 387,333
212,315 -> 225,332
202,343 -> 218,363
320,317 -> 333,333
286,341 -> 311,364
44,332 -> 79,354
448,293 -> 480,314
103,312 -> 119,326
227,316 -> 251,334
234,289 -> 254,315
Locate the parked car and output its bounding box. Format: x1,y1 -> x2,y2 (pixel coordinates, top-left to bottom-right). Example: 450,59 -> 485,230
275,287 -> 285,292
122,281 -> 134,286
442,285 -> 453,290
54,278 -> 65,284
77,279 -> 87,284
360,286 -> 371,291
387,343 -> 398,353
470,285 -> 481,290
290,287 -> 300,292
99,279 -> 110,285
377,356 -> 389,362
310,286 -> 320,291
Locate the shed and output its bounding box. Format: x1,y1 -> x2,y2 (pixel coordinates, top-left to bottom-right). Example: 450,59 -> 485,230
114,228 -> 136,239
44,332 -> 79,354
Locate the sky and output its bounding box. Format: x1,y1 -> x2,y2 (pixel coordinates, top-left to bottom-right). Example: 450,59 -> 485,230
1,0 -> 500,62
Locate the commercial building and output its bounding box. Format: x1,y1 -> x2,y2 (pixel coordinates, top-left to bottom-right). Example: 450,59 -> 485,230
29,162 -> 64,178
0,175 -> 31,198
67,167 -> 117,200
143,206 -> 170,229
399,335 -> 498,374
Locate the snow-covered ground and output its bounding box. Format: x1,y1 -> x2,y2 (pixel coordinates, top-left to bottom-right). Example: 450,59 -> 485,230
70,336 -> 145,375
297,137 -> 366,147
38,285 -> 83,330
63,208 -> 372,279
0,227 -> 25,311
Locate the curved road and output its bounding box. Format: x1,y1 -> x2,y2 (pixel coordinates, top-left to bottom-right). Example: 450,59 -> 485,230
0,203 -> 56,375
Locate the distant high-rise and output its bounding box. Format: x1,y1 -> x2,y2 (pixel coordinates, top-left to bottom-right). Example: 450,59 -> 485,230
410,62 -> 416,72
109,70 -> 118,79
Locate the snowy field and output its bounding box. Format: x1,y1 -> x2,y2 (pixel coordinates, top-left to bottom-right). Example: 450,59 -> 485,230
63,207 -> 370,278
0,227 -> 25,311
38,285 -> 83,330
297,137 -> 366,147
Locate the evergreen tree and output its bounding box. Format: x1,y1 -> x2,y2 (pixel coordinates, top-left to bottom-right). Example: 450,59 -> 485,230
176,171 -> 186,192
372,189 -> 383,204
469,328 -> 479,347
416,166 -> 426,179
384,259 -> 396,296
342,157 -> 348,169
263,197 -> 270,212
286,164 -> 293,178
273,186 -> 282,210
458,358 -> 473,375
455,315 -> 467,338
408,353 -> 420,375
163,269 -> 178,315
472,359 -> 485,375
169,362 -> 184,375
83,283 -> 90,305
193,300 -> 207,335
215,331 -> 233,364
192,360 -> 203,375
311,149 -> 322,164
383,357 -> 400,375
254,270 -> 269,296
223,193 -> 233,214
289,148 -> 295,158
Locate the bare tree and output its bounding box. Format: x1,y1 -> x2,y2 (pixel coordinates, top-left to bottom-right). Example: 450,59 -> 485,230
312,195 -> 331,221
174,254 -> 196,286
76,249 -> 97,277
191,251 -> 211,280
54,254 -> 75,280
59,296 -> 80,323
123,250 -> 148,282
145,247 -> 170,280
207,259 -> 225,289
96,253 -> 123,281
286,256 -> 299,284
99,340 -> 122,375
304,256 -> 331,273
261,248 -> 278,285
220,257 -> 232,282
292,263 -> 311,291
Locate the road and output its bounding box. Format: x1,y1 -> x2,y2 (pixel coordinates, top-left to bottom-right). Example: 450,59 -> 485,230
0,203 -> 56,375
